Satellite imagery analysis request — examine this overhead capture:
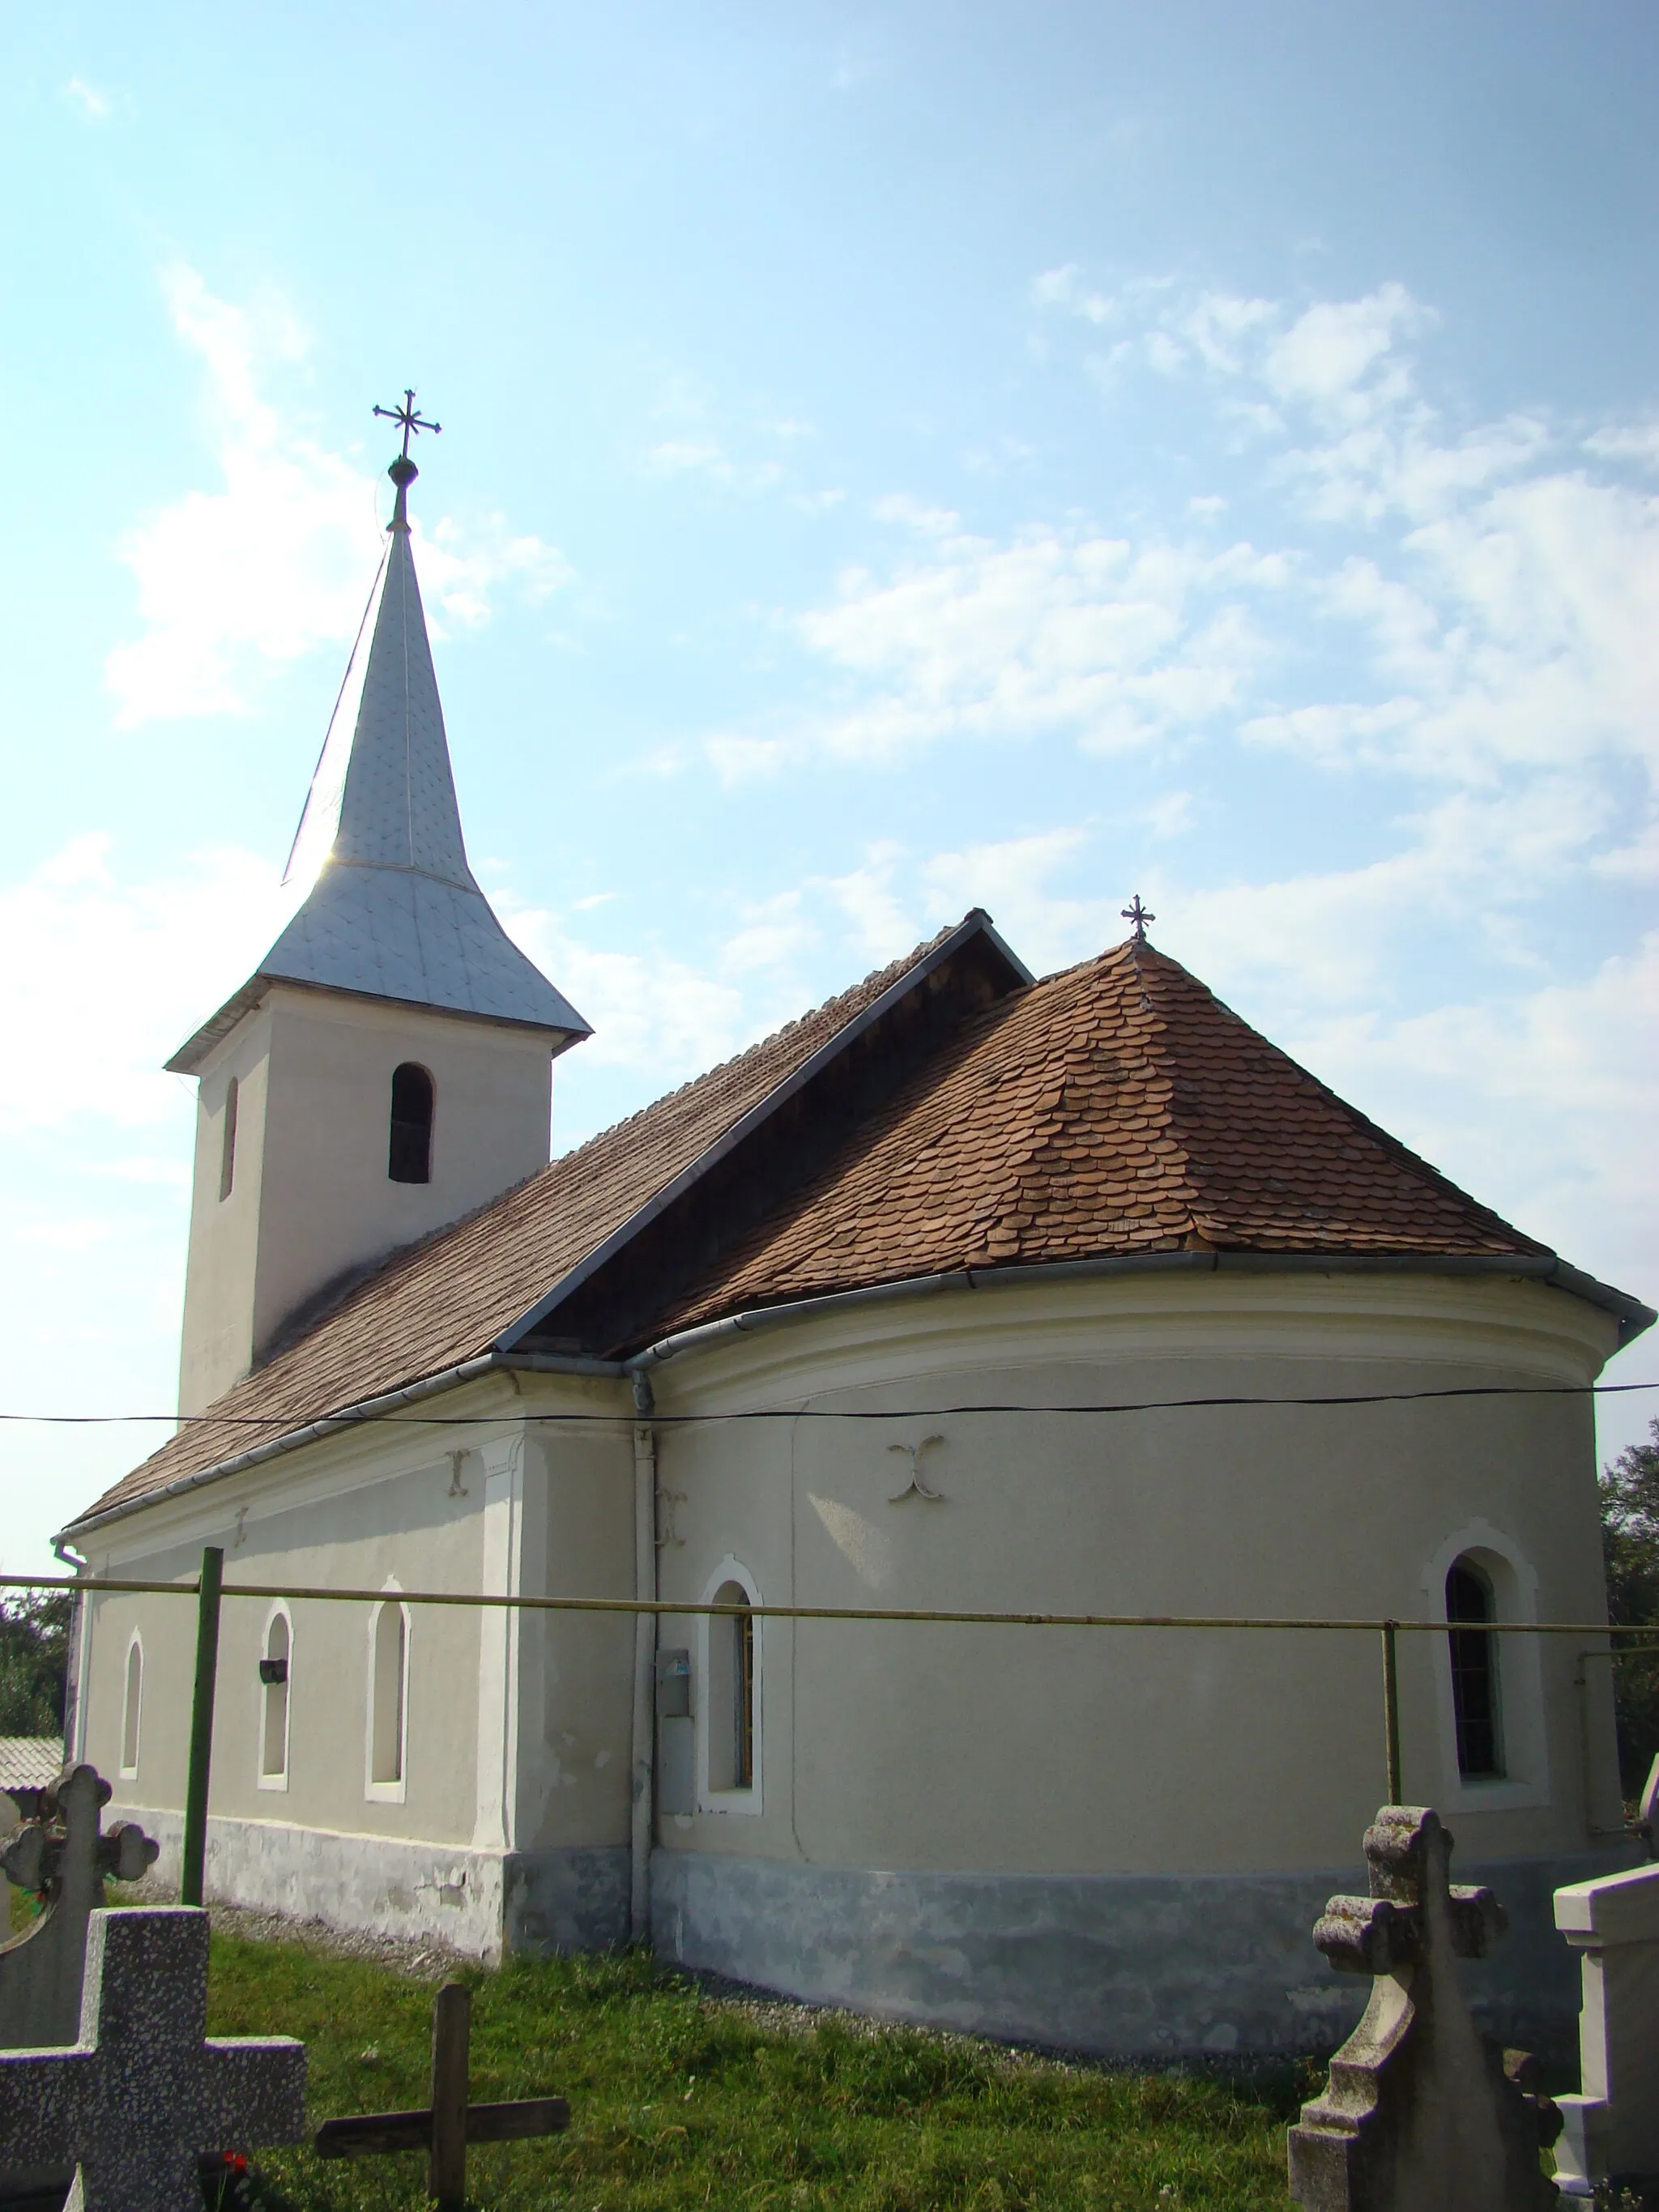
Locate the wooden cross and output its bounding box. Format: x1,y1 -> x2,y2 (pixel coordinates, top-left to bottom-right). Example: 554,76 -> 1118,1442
315,1980 -> 568,2211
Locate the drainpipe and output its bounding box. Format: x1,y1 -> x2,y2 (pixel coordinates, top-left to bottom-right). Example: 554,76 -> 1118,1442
629,1371 -> 658,1944
52,1538 -> 88,1763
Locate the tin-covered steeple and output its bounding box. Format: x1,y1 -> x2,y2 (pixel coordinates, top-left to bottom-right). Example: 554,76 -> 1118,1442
168,398 -> 589,1073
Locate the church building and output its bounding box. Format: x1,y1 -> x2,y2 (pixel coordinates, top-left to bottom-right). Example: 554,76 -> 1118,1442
60,429 -> 1653,2056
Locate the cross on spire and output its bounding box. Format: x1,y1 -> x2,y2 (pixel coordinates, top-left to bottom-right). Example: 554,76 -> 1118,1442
1121,894 -> 1155,943
373,388 -> 441,459
373,389 -> 441,527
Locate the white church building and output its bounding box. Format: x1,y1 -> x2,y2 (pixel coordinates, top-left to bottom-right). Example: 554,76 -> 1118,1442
61,433 -> 1653,2056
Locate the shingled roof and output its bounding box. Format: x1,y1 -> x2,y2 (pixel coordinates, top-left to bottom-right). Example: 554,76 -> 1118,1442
644,936 -> 1551,1336
70,923 -> 1648,1536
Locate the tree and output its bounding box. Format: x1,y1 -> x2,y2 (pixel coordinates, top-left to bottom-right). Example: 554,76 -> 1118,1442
1599,1418 -> 1659,1797
0,1592 -> 70,1738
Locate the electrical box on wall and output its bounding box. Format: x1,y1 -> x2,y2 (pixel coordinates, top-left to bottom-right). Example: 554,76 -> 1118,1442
656,1647 -> 691,1718
656,1648 -> 694,1816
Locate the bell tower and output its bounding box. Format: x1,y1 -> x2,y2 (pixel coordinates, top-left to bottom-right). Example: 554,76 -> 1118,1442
169,399 -> 590,1413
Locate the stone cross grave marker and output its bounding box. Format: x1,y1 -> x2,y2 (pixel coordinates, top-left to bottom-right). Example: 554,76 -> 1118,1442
2,1763 -> 160,2052
0,1907 -> 305,2212
316,1979 -> 568,2211
1286,1805 -> 1561,2212
1550,1858 -> 1659,2197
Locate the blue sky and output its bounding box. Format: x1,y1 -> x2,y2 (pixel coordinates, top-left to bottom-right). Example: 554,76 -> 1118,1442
2,2 -> 1656,1570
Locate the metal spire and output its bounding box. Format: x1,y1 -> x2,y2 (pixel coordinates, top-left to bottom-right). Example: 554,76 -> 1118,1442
373,388 -> 441,530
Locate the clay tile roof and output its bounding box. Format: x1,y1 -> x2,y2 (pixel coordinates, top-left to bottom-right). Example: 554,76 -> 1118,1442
71,922 -> 975,1525
72,928 -> 1600,1538
649,937 -> 1550,1334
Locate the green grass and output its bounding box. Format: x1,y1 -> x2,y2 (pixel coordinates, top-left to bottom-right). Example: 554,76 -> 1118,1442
206,1936 -> 1305,2210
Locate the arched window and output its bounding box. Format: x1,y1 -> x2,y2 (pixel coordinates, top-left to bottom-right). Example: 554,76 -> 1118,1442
120,1633 -> 143,1778
388,1063 -> 434,1184
367,1599 -> 409,1796
218,1076 -> 239,1201
1447,1556 -> 1503,1779
258,1609 -> 291,1787
707,1579 -> 756,1794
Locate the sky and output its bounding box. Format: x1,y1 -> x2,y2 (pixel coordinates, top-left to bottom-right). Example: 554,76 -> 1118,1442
1,1 -> 1656,1573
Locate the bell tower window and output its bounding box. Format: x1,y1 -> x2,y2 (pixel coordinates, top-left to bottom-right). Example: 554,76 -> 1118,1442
388,1063 -> 434,1184
218,1077 -> 238,1201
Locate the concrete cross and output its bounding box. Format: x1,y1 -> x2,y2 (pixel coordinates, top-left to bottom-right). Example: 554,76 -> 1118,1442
0,1907 -> 305,2212
1287,1806 -> 1560,2212
317,1980 -> 567,2212
1,1762 -> 160,2052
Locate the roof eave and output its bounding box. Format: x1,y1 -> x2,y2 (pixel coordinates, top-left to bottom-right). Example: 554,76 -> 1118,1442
165,971 -> 592,1076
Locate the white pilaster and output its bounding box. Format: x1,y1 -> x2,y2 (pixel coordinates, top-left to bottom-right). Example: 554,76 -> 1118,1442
472,1432 -> 527,1853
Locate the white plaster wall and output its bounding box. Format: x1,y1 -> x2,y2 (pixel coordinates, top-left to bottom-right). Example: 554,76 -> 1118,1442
75,1373 -> 638,1882
649,1269 -> 1625,1883
178,984 -> 557,1413
177,1005 -> 273,1415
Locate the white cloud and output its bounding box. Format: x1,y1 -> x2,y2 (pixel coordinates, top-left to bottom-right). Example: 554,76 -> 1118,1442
644,438 -> 783,492
0,833 -> 292,1136
62,77 -> 111,121
1030,265 -> 1115,326
795,526 -> 1290,761
108,266 -> 571,725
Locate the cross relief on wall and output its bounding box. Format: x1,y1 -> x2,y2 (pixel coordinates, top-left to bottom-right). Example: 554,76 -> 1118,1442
886,1435 -> 946,1503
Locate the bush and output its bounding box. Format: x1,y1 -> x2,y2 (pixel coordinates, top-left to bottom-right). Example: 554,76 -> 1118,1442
1600,1420 -> 1659,1798
0,1590 -> 70,1737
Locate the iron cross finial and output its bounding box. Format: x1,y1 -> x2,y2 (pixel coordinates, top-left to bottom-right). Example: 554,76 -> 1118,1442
373,387 -> 441,459
1122,894 -> 1155,943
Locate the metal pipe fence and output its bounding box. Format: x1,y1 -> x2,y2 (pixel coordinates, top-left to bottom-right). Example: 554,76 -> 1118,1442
5,1557 -> 1654,1908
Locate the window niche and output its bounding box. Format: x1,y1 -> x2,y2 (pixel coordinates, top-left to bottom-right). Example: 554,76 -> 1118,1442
258,1608 -> 292,1789
1423,1524 -> 1550,1811
119,1633 -> 143,1779
1446,1557 -> 1503,1779
388,1063 -> 434,1185
365,1596 -> 410,1801
699,1563 -> 761,1810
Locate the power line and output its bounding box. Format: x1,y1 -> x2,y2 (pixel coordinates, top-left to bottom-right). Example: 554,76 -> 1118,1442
0,1379 -> 1654,1428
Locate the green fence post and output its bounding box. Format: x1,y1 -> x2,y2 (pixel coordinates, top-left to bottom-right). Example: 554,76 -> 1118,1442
1381,1619 -> 1401,1805
180,1545 -> 224,1907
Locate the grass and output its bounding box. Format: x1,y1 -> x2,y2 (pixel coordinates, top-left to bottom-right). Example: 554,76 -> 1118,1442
204,1936 -> 1307,2210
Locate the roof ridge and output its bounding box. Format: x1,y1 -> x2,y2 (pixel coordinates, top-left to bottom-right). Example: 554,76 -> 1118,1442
544,918 -> 966,1163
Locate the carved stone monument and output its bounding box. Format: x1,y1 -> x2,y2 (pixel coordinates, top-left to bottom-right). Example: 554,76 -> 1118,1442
1,1765 -> 160,2051
1287,1806 -> 1560,2212
0,1907 -> 305,2212
1550,1860 -> 1659,2197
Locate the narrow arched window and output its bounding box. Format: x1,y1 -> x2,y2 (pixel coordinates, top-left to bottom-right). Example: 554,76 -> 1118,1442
1447,1557 -> 1503,1779
708,1580 -> 755,1792
259,1610 -> 291,1785
369,1600 -> 408,1790
121,1634 -> 143,1777
218,1076 -> 239,1201
388,1063 -> 434,1184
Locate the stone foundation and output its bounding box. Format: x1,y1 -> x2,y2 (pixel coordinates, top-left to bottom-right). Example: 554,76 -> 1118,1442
651,1846 -> 1634,2061
113,1805 -> 629,1963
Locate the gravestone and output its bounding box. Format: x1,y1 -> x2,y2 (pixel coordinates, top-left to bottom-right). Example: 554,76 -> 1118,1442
1,1765 -> 159,2050
1550,1860 -> 1659,2197
1286,1805 -> 1560,2212
0,1907 -> 305,2212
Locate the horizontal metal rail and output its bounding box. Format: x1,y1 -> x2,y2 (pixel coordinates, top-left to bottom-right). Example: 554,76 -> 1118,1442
0,1570 -> 1650,1636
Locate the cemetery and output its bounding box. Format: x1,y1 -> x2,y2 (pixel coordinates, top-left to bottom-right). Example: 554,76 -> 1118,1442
8,1721 -> 1659,2203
